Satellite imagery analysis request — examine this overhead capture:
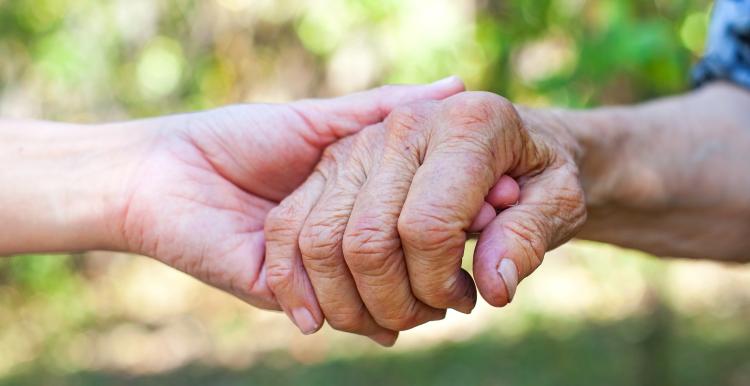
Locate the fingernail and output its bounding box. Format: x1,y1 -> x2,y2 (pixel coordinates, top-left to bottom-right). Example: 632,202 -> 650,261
291,307 -> 319,335
369,331 -> 398,347
498,258 -> 518,302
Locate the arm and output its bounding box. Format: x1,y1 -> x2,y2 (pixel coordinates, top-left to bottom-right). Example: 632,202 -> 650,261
267,84 -> 750,345
0,120 -> 150,255
539,82 -> 750,261
0,79 -> 471,344
0,79 -> 464,259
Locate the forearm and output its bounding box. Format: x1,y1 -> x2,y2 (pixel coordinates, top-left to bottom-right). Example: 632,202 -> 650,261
0,119 -> 155,255
541,82 -> 750,261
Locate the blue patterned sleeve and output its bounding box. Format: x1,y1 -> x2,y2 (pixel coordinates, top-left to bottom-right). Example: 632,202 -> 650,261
692,0 -> 750,88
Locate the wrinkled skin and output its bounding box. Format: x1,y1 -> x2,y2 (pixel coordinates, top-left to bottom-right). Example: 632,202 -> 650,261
265,92 -> 587,345
117,80 -> 468,311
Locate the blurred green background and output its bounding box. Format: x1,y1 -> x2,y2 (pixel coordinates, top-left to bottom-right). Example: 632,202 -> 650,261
2,0 -> 750,385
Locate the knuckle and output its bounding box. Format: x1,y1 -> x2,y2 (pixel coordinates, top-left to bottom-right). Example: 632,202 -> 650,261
265,259 -> 294,292
342,221 -> 400,274
318,136 -> 355,167
378,314 -> 420,331
398,206 -> 461,251
299,218 -> 343,263
550,174 -> 588,244
445,92 -> 519,128
412,276 -> 461,308
319,145 -> 340,166
385,104 -> 428,138
557,185 -> 587,222
561,169 -> 587,210
325,304 -> 370,333
264,204 -> 300,242
372,301 -> 422,331
350,125 -> 387,165
502,216 -> 546,274
445,92 -> 503,118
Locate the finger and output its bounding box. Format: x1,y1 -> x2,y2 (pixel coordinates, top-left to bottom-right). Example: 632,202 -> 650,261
292,76 -> 466,145
473,166 -> 586,307
398,148 -> 489,313
398,94 -> 518,313
297,130 -> 400,345
469,175 -> 521,232
244,255 -> 281,311
486,175 -> 520,208
343,116 -> 447,330
170,187 -> 281,311
264,173 -> 327,335
468,202 -> 497,233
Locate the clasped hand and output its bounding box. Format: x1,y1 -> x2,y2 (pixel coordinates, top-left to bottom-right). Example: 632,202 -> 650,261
120,77 -> 586,346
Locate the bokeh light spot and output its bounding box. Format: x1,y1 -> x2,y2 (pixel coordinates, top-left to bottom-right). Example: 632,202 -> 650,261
136,37 -> 185,99
680,11 -> 709,54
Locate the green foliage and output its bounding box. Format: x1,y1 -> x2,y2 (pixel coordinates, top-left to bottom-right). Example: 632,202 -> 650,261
0,0 -> 712,118
3,254 -> 77,294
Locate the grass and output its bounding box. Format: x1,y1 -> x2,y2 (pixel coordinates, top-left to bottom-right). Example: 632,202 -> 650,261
3,310 -> 749,386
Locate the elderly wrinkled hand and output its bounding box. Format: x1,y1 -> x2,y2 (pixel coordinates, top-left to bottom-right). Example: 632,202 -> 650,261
264,91 -> 587,345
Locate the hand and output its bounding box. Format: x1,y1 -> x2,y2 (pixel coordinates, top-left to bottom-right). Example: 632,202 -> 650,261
264,92 -> 586,345
114,78 -> 466,311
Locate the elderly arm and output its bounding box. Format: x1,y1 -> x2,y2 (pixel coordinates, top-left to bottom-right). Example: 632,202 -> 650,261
268,82 -> 750,345
542,82 -> 750,261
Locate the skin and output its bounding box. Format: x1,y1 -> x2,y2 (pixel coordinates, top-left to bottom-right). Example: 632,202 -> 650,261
3,77 -> 748,346
265,92 -> 586,343
570,82 -> 750,260
0,78 -> 478,312
2,77 -> 525,347
269,82 -> 750,344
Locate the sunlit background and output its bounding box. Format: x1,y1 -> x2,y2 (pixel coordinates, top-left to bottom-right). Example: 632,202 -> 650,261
2,0 -> 750,385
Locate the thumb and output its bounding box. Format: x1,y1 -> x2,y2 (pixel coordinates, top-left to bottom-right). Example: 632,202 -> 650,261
292,76 -> 465,145
473,166 -> 586,307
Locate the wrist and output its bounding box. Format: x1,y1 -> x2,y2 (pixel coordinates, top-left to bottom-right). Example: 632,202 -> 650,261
553,107 -> 633,207
90,120 -> 167,252
523,106 -> 635,206
0,119 -> 160,254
